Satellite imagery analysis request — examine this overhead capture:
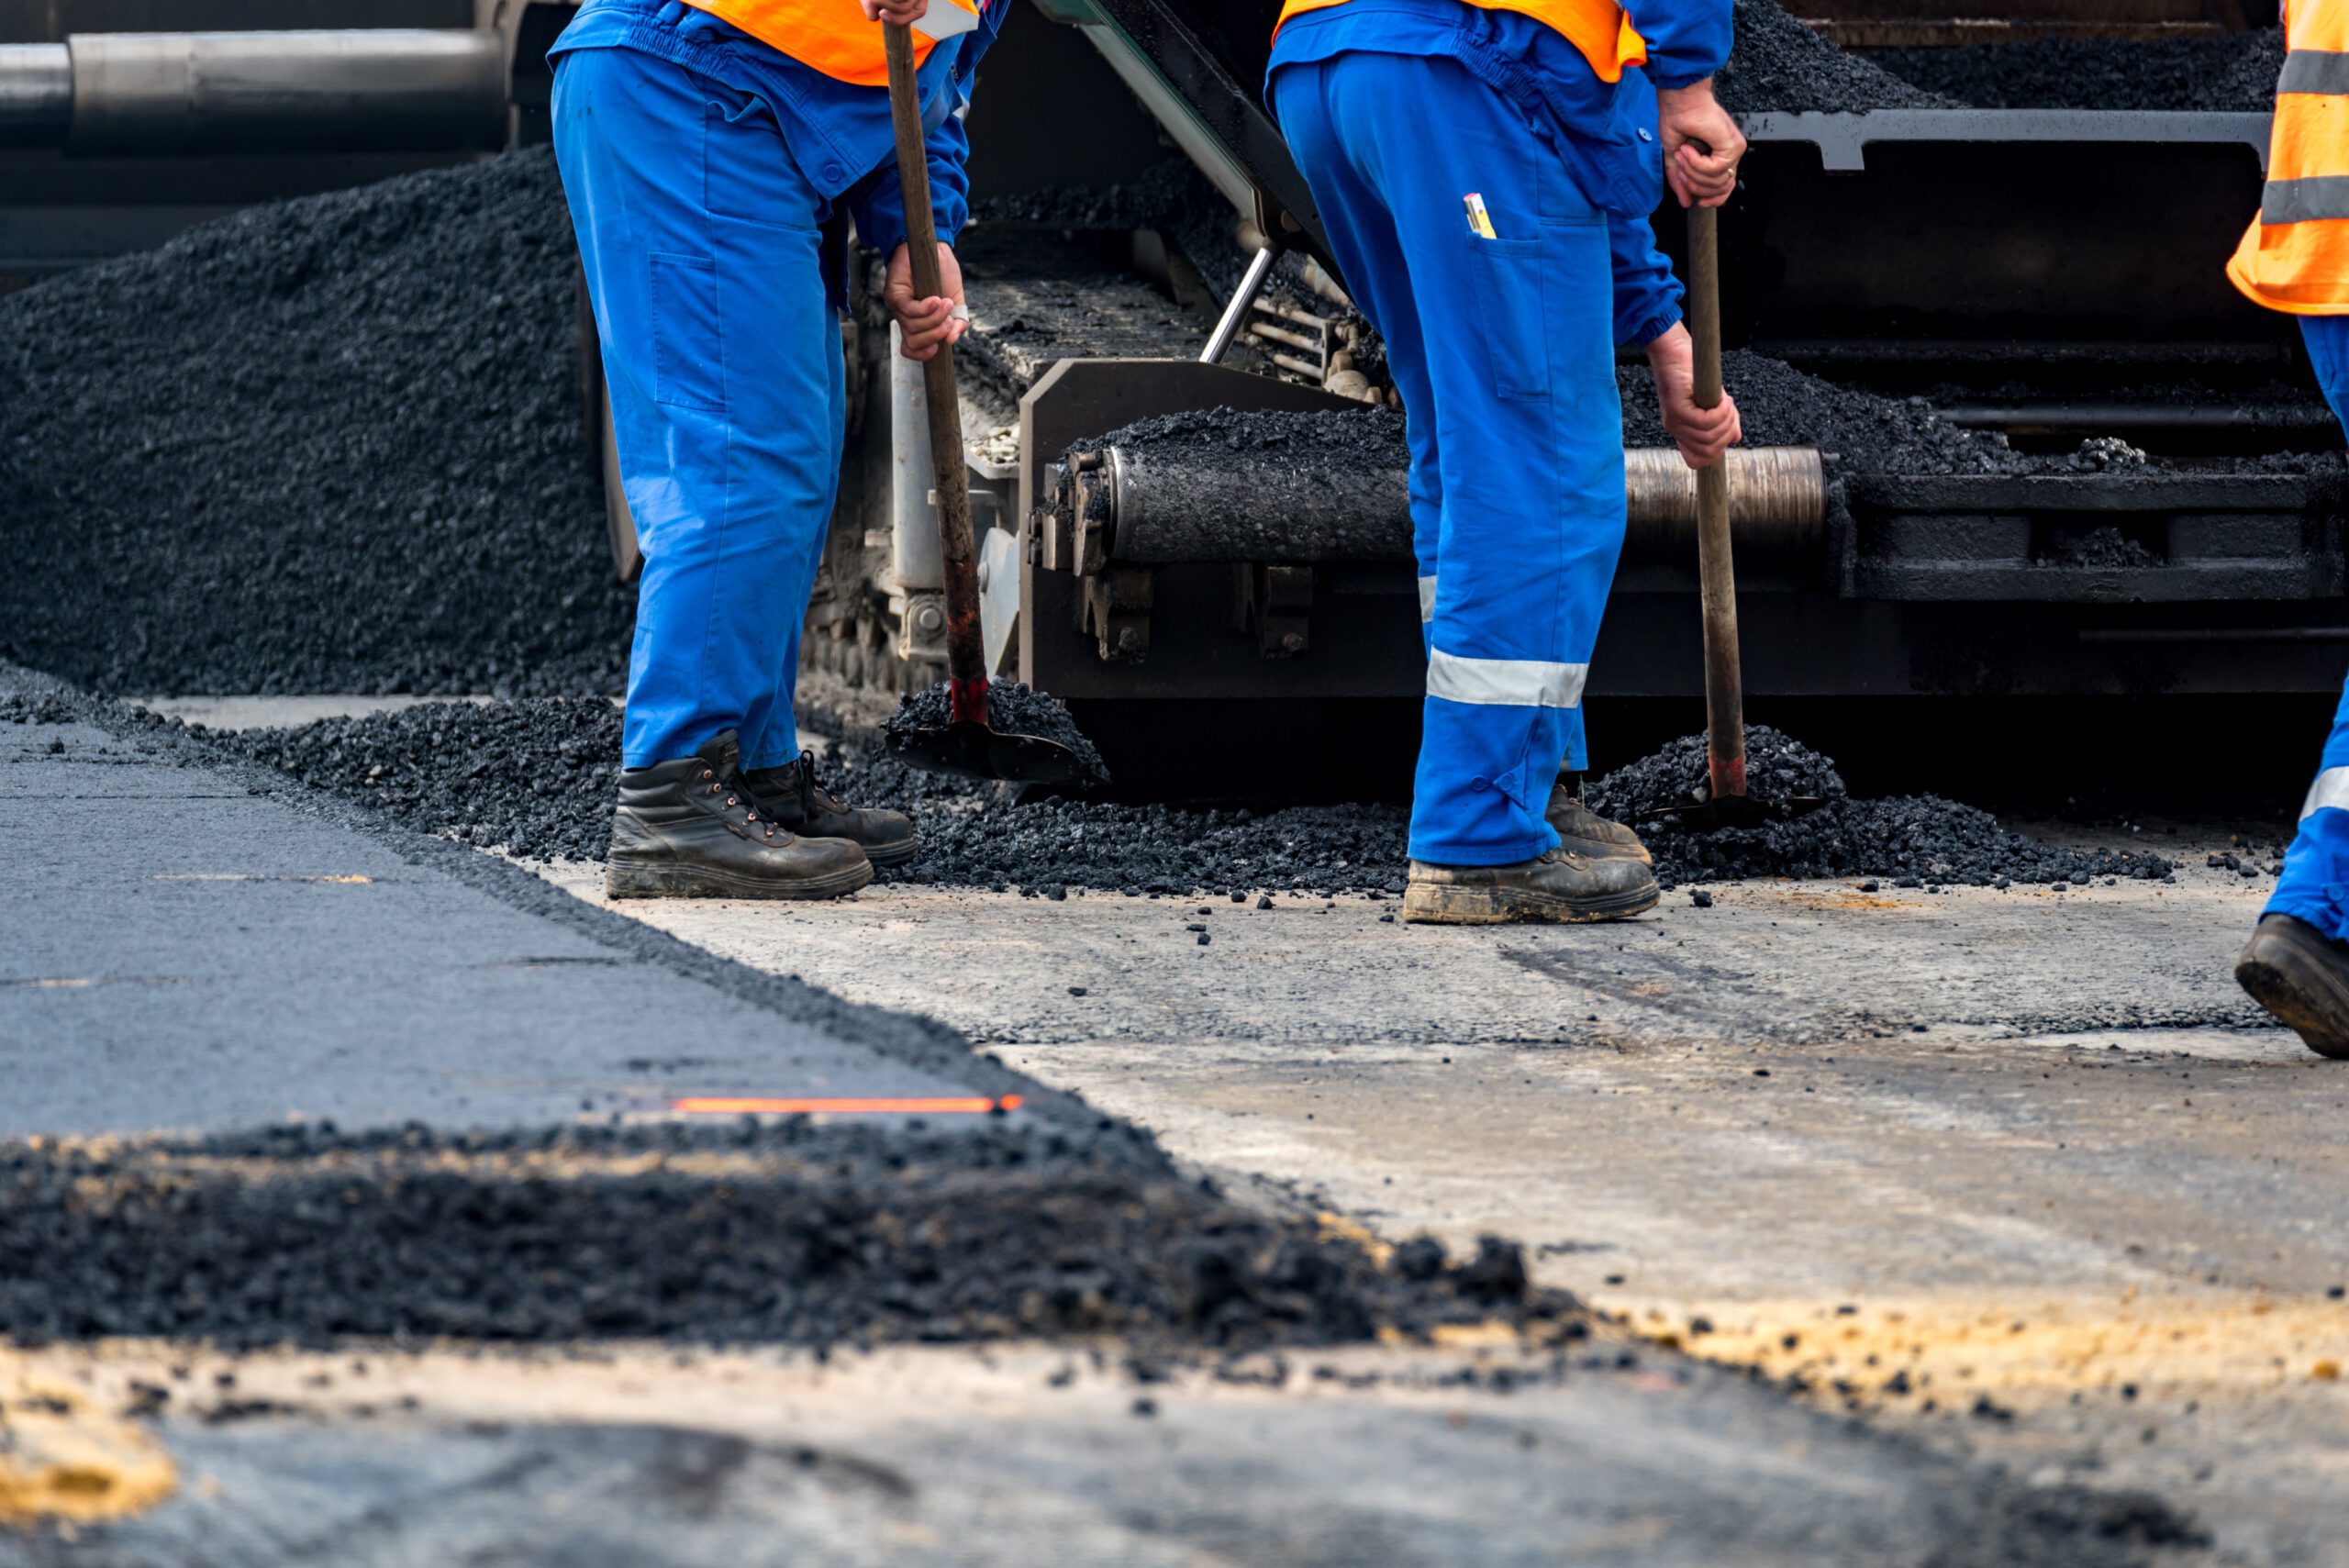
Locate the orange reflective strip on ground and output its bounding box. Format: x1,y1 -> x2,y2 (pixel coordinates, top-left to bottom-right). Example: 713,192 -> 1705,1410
671,1095 -> 1024,1116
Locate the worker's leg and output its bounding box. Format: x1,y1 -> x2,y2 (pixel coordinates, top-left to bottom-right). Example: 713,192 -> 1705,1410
552,46 -> 841,772
2235,312 -> 2349,1053
1280,50 -> 1624,866
2266,315 -> 2349,939
741,328 -> 847,771
1272,59 -> 1443,658
2266,675 -> 2349,937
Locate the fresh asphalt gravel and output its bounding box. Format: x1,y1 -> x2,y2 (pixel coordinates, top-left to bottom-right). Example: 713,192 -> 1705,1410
195,698 -> 2181,895
0,148 -> 630,698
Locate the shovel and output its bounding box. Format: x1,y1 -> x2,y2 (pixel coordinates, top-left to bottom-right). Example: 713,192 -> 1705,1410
875,20 -> 1091,786
1642,203 -> 1823,831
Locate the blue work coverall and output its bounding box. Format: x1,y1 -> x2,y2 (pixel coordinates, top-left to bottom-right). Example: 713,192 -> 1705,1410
550,0 -> 1001,770
1269,0 -> 1731,867
2268,315 -> 2349,940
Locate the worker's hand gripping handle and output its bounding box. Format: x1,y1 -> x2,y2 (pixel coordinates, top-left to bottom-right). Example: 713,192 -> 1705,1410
883,22 -> 989,729
1688,204 -> 1747,802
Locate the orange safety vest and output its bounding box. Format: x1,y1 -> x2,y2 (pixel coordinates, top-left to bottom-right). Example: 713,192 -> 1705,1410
1275,0 -> 1647,85
2230,0 -> 2349,314
679,0 -> 982,87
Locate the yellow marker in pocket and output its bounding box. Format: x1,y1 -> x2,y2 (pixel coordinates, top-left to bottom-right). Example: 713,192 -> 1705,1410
1463,192 -> 1497,239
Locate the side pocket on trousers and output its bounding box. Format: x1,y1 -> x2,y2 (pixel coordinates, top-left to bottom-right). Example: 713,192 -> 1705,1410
1464,234 -> 1550,403
650,251 -> 725,413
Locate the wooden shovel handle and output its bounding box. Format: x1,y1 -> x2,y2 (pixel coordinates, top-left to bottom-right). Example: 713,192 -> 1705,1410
1687,203 -> 1745,801
883,21 -> 988,727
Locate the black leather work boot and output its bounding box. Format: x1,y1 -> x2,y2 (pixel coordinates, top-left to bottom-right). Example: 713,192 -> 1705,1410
740,751 -> 918,870
2234,914 -> 2349,1060
1401,846 -> 1659,925
1547,772 -> 1652,865
606,731 -> 873,901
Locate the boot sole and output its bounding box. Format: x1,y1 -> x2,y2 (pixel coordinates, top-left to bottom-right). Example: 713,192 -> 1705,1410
2235,923 -> 2349,1060
1400,879 -> 1660,926
605,856 -> 874,902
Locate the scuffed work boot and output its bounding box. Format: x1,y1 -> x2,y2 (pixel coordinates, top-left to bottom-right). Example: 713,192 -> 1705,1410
2234,914 -> 2349,1060
741,751 -> 918,870
606,731 -> 873,901
1402,847 -> 1659,926
1547,773 -> 1652,866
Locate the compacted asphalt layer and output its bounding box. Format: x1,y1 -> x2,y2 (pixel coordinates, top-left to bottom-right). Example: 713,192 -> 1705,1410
0,667 -> 1041,1138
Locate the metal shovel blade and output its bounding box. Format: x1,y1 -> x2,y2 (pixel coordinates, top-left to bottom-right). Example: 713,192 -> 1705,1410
885,718 -> 1096,786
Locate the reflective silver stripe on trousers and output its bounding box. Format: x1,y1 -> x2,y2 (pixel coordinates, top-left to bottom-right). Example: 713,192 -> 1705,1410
2262,174 -> 2349,226
1418,574 -> 1437,623
1426,649 -> 1587,708
2279,48 -> 2349,95
2300,765 -> 2349,821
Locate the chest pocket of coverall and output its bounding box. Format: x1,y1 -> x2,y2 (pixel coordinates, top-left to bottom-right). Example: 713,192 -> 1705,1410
1464,234 -> 1553,402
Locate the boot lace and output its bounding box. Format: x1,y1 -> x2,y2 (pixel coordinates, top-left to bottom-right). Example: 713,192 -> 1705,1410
794,750 -> 847,820
701,766 -> 777,840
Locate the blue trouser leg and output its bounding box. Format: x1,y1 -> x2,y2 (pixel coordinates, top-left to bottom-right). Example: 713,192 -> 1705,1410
1273,51 -> 1624,865
553,46 -> 845,771
2265,315 -> 2349,938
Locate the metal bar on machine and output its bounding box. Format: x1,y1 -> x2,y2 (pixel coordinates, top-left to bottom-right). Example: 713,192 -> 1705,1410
1201,245 -> 1278,366
1247,320 -> 1322,354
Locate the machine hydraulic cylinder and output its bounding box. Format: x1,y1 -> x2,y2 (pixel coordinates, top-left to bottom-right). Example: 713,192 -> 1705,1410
0,31 -> 507,155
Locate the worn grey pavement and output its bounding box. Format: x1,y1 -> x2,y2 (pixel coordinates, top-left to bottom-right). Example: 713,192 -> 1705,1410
539,858 -> 2349,1567
0,1341 -> 2201,1568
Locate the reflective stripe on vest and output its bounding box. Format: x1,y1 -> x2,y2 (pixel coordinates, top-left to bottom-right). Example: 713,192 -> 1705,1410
2229,0 -> 2349,314
1275,0 -> 1647,85
677,0 -> 980,86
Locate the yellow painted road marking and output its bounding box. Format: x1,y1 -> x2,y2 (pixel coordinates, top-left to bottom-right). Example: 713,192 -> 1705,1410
1628,1293 -> 2349,1412
0,1383 -> 177,1530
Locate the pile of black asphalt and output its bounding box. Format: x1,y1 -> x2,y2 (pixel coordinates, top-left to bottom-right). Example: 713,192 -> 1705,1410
1088,358 -> 2126,481
1714,0 -> 1958,114
1865,28 -> 2284,112
0,148 -> 630,698
1621,350 -> 2074,475
196,698 -> 2178,896
1587,727 -> 2177,888
0,1120 -> 1564,1353
212,697 -> 624,862
955,225 -> 1228,419
1072,406 -> 1408,467
1720,0 -> 2277,114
